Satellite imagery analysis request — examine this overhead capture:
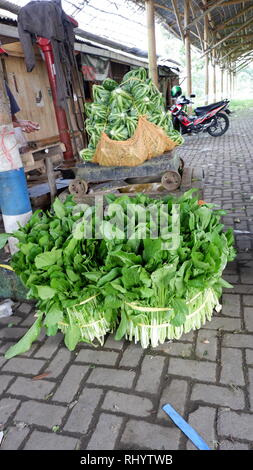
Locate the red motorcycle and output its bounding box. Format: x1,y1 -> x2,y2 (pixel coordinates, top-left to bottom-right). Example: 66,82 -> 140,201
170,94 -> 231,137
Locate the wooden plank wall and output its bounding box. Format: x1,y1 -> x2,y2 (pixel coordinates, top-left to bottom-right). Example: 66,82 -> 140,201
3,42 -> 59,142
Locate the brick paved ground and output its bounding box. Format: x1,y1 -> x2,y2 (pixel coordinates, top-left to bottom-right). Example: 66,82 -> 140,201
0,109 -> 253,450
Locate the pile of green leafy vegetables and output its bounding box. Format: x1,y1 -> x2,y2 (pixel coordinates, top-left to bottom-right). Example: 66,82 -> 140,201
80,67 -> 184,161
1,189 -> 236,358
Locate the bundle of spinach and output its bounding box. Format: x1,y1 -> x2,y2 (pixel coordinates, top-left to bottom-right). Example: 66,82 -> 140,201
1,189 -> 236,357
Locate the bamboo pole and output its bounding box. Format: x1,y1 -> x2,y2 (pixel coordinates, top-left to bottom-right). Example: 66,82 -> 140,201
220,66 -> 224,99
184,0 -> 192,99
171,0 -> 185,43
204,0 -> 209,104
146,0 -> 158,87
212,53 -> 216,102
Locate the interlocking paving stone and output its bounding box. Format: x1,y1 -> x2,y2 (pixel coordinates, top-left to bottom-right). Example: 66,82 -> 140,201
221,294 -> 241,317
0,375 -> 13,394
24,430 -> 78,450
220,348 -> 245,386
0,327 -> 28,340
243,295 -> 253,306
217,409 -> 253,440
1,426 -> 29,450
7,377 -> 55,399
248,368 -> 253,411
2,358 -> 45,375
87,367 -> 135,389
87,413 -> 123,450
64,388 -> 103,433
201,317 -> 241,331
178,330 -> 195,342
34,333 -> 63,359
121,420 -> 180,450
45,348 -> 72,377
136,355 -> 165,394
15,401 -> 66,428
222,333 -> 253,348
244,307 -> 253,332
102,390 -> 154,417
0,398 -> 20,423
0,356 -> 7,367
246,349 -> 253,366
0,316 -> 22,326
186,407 -> 216,450
104,335 -> 124,350
75,349 -> 118,366
168,358 -> 216,382
154,342 -> 192,357
219,440 -> 250,450
158,379 -> 188,419
191,383 -> 245,410
53,365 -> 89,403
196,330 -> 217,361
20,314 -> 36,327
119,343 -> 143,368
18,303 -> 33,315
0,341 -> 14,354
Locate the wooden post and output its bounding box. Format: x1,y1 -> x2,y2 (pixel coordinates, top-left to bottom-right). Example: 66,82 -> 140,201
229,70 -> 234,98
220,67 -> 224,99
146,0 -> 158,86
0,60 -> 11,126
45,156 -> 57,203
212,53 -> 216,102
184,0 -> 192,98
204,1 -> 209,104
226,68 -> 229,97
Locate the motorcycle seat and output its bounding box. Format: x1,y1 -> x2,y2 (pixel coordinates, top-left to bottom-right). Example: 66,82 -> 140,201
194,101 -> 225,116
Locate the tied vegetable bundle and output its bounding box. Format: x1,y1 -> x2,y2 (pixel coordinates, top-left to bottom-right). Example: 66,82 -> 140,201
80,67 -> 183,161
0,190 -> 236,358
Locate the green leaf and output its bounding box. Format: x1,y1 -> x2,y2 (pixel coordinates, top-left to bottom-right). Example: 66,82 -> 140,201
0,233 -> 11,250
53,198 -> 66,218
66,268 -> 80,282
46,324 -> 59,336
218,278 -> 234,289
107,251 -> 141,267
64,325 -> 81,350
114,311 -> 128,340
97,268 -> 121,287
36,285 -> 57,299
44,304 -> 63,327
35,250 -> 62,269
170,298 -> 188,326
64,238 -> 78,257
5,315 -> 43,359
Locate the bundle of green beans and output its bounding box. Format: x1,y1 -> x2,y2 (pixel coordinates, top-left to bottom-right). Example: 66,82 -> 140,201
80,68 -> 184,161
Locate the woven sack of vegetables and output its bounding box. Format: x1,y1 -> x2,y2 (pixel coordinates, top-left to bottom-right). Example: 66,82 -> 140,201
92,115 -> 177,167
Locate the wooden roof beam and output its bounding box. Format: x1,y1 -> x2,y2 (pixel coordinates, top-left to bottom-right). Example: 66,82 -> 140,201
215,3 -> 253,31
171,0 -> 185,42
219,0 -> 252,5
200,16 -> 253,57
184,0 -> 225,30
190,0 -> 204,51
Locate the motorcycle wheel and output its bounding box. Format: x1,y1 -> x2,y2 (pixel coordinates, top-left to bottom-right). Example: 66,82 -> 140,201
207,112 -> 229,137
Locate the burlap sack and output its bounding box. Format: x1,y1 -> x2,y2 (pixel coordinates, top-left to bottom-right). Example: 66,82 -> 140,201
92,116 -> 177,167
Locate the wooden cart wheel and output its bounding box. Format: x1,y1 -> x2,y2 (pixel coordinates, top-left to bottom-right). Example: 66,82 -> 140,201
68,178 -> 88,197
161,171 -> 181,191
